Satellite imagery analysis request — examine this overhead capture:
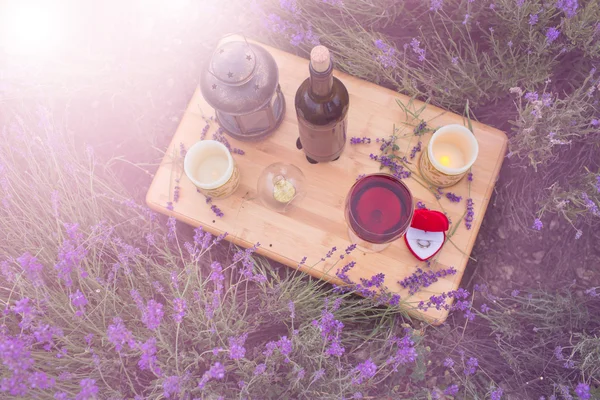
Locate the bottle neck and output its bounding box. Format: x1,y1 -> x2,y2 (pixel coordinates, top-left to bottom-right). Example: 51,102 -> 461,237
309,62 -> 333,97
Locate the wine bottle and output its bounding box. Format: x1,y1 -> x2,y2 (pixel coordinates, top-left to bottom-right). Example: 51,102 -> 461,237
294,45 -> 349,164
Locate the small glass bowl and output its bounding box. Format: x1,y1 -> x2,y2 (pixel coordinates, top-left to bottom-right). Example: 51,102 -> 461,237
257,162 -> 306,213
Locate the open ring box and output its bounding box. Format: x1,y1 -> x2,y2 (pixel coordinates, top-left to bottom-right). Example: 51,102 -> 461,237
404,208 -> 450,261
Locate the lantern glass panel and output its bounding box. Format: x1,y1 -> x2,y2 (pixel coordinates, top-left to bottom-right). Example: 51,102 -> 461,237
238,109 -> 271,134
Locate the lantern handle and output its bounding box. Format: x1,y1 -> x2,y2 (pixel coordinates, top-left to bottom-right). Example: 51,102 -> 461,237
207,33 -> 257,85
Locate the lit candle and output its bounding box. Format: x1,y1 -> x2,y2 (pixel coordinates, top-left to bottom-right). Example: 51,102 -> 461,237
419,124 -> 479,187
184,140 -> 240,199
433,142 -> 466,169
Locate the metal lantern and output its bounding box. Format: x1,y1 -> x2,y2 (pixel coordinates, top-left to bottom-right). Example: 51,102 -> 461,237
200,37 -> 286,141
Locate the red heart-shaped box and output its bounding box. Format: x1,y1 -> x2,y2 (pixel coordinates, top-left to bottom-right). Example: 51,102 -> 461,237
404,209 -> 449,261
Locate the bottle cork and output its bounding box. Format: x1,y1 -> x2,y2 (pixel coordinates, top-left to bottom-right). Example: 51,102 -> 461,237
310,45 -> 331,73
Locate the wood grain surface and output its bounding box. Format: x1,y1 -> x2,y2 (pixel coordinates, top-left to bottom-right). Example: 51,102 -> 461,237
146,36 -> 508,324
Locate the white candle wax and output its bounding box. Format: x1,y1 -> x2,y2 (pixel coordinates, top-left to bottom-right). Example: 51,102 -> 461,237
427,124 -> 479,176
432,142 -> 466,169
196,155 -> 229,183
184,140 -> 234,190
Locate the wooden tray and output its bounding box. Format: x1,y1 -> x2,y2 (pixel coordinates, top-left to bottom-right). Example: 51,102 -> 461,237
146,36 -> 508,324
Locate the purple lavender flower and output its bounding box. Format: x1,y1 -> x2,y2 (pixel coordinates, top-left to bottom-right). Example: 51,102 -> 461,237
55,223 -> 88,287
480,303 -> 490,313
163,375 -> 181,399
201,123 -> 210,140
75,378 -> 98,400
532,218 -> 543,230
16,252 -> 44,287
416,201 -> 427,209
546,27 -> 560,44
462,13 -> 469,25
70,289 -> 88,317
142,300 -> 164,330
107,317 -> 136,352
529,13 -> 539,25
524,91 -> 539,102
464,357 -> 478,375
288,300 -> 295,319
173,185 -> 180,203
516,0 -> 525,6
581,192 -> 600,216
350,137 -> 372,144
280,0 -> 298,13
575,383 -> 590,400
398,267 -> 457,295
336,261 -> 356,284
254,363 -> 267,376
374,40 -> 398,69
360,273 -> 385,288
386,334 -> 418,371
211,204 -> 224,218
511,289 -> 520,297
28,372 -> 55,390
444,357 -> 454,368
166,201 -> 174,211
410,141 -> 422,159
444,385 -> 459,396
446,192 -> 462,202
167,217 -> 177,240
228,333 -> 248,360
278,336 -> 293,356
556,0 -> 578,18
410,38 -> 426,62
12,297 -> 34,329
352,359 -> 377,385
558,385 -> 574,400
172,298 -> 187,324
465,198 -> 475,230
430,0 -> 443,11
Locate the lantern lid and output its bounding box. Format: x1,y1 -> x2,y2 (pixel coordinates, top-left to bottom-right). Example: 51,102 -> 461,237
200,40 -> 280,115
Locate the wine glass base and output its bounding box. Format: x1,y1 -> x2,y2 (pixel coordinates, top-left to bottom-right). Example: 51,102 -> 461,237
347,228 -> 391,253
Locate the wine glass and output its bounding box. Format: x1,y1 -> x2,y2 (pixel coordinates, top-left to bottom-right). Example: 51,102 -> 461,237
344,173 -> 414,252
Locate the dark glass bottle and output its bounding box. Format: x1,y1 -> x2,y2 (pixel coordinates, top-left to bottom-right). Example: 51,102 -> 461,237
294,46 -> 349,163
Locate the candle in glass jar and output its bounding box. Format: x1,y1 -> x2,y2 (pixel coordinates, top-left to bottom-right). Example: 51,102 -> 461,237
184,140 -> 240,199
419,124 -> 479,187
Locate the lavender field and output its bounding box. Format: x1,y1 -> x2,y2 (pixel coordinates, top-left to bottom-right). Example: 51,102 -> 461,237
0,0 -> 599,399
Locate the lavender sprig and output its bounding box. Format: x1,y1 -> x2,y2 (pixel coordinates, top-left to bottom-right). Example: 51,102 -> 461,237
445,192 -> 462,203
413,120 -> 427,136
399,266 -> 457,295
201,123 -> 210,140
211,205 -> 224,218
409,141 -> 422,159
350,137 -> 372,144
465,198 -> 474,230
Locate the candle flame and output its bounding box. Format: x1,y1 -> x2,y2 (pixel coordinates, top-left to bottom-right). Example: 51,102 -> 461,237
440,155 -> 451,167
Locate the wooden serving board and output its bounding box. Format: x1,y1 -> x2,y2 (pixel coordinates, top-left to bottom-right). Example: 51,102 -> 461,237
146,36 -> 508,324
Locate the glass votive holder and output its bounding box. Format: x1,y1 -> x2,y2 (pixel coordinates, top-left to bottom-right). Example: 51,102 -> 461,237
257,162 -> 306,212
184,140 -> 240,199
419,124 -> 479,188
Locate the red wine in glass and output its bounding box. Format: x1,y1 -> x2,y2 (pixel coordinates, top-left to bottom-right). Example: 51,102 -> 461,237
345,174 -> 414,252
